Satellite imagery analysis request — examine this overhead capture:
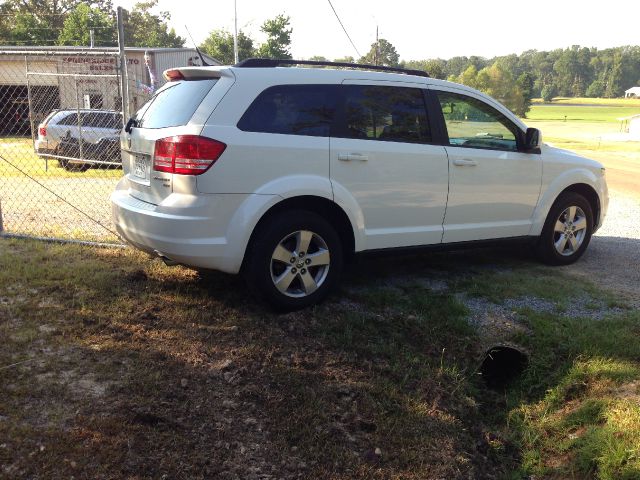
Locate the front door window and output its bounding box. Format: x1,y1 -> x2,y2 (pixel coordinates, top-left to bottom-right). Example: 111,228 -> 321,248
436,92 -> 519,151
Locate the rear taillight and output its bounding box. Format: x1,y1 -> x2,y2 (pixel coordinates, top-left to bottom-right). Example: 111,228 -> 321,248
39,126 -> 47,137
153,135 -> 226,175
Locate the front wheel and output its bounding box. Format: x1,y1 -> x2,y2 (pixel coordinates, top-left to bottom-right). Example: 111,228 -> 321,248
243,210 -> 343,311
536,192 -> 594,265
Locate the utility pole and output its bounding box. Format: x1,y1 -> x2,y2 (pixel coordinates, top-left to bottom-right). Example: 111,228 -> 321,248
117,6 -> 130,123
233,0 -> 239,64
374,25 -> 379,66
89,29 -> 95,48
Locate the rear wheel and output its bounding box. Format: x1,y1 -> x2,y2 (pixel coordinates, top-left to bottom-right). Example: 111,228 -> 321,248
536,192 -> 593,265
243,210 -> 343,311
58,159 -> 90,172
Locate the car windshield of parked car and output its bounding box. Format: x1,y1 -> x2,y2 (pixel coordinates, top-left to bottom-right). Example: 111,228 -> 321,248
341,85 -> 431,143
135,79 -> 217,129
436,92 -> 518,151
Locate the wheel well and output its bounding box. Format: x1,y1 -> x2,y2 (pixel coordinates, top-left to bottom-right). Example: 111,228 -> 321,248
560,183 -> 600,225
246,195 -> 355,261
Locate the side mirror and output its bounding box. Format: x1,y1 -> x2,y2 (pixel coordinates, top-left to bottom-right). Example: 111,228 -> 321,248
524,127 -> 541,153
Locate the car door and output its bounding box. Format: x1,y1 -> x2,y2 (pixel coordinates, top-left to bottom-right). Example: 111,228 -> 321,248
330,82 -> 449,250
430,88 -> 542,243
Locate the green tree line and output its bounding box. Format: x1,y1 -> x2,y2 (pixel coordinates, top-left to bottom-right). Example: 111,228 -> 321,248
403,45 -> 640,101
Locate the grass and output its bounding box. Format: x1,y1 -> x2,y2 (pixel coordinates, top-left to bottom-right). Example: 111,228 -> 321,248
527,105 -> 640,123
0,136 -> 122,179
1,238 -> 639,479
533,97 -> 640,107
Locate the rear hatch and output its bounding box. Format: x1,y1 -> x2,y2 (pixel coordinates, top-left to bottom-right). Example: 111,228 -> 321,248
122,67 -> 235,205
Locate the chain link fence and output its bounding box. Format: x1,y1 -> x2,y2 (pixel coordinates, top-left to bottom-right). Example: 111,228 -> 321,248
0,44 -> 158,244
0,50 -> 124,243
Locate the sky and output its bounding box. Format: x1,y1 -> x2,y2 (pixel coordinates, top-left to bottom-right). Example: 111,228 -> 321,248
115,0 -> 640,60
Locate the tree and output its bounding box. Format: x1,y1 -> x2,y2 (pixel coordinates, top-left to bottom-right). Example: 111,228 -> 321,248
605,51 -> 623,98
586,79 -> 605,97
455,62 -> 528,116
57,4 -> 117,47
200,29 -> 254,65
0,0 -> 113,45
123,1 -> 184,48
541,85 -> 556,102
403,59 -> 446,79
256,14 -> 292,59
359,38 -> 399,67
333,56 -> 354,63
517,72 -> 534,117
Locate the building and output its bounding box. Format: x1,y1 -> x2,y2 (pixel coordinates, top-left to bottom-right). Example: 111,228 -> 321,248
625,86 -> 640,98
0,46 -> 220,134
630,114 -> 640,139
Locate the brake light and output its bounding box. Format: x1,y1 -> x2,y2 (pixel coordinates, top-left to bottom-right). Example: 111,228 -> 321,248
39,126 -> 47,137
164,69 -> 184,81
153,135 -> 226,175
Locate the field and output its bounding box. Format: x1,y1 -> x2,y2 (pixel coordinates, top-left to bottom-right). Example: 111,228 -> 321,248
526,98 -> 640,198
1,98 -> 640,479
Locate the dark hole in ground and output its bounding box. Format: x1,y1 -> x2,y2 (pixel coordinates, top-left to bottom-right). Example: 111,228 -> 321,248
480,346 -> 528,388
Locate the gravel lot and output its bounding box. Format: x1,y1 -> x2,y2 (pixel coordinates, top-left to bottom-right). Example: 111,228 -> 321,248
564,189 -> 640,306
0,176 -> 119,242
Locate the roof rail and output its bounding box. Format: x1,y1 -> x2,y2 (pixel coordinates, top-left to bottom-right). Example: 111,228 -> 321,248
234,58 -> 430,78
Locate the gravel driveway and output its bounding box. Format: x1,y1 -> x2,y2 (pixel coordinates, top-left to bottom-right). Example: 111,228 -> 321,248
564,189 -> 640,306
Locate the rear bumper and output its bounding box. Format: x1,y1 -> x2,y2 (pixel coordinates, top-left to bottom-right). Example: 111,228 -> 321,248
110,179 -> 278,274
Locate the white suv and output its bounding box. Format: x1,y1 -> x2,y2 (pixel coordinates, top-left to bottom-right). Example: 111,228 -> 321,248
111,59 -> 608,310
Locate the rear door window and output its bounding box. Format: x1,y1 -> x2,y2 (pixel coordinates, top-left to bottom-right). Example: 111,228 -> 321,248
237,84 -> 338,137
135,79 -> 218,129
337,85 -> 431,143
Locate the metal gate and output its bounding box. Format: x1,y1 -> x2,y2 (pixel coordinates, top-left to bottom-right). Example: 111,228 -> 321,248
0,49 -> 127,244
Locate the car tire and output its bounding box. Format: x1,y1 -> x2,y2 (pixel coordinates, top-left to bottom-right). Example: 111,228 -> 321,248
536,192 -> 594,265
243,210 -> 343,311
58,159 -> 90,172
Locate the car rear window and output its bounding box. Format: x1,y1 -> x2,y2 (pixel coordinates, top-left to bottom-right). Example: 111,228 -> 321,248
237,84 -> 338,137
135,79 -> 217,129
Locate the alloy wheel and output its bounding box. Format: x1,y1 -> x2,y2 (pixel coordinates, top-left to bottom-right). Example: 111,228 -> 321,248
270,230 -> 331,298
553,205 -> 588,256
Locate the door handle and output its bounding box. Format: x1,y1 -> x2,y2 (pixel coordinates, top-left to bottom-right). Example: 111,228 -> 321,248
453,158 -> 477,166
338,153 -> 369,162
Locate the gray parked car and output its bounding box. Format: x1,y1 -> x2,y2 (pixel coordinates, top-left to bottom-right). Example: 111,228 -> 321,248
35,109 -> 122,171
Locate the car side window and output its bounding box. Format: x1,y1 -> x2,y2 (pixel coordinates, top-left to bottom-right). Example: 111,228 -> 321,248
436,91 -> 519,151
58,113 -> 78,126
238,85 -> 338,137
339,85 -> 431,143
80,112 -> 100,127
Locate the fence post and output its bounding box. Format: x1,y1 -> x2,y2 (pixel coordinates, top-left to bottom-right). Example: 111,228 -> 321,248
116,7 -> 130,123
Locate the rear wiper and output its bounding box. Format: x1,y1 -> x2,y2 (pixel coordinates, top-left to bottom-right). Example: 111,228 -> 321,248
125,117 -> 138,133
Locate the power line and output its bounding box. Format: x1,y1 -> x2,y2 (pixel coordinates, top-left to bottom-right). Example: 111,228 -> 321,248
326,0 -> 361,59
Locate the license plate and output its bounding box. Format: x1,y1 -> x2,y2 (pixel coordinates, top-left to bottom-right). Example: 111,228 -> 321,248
133,154 -> 149,179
